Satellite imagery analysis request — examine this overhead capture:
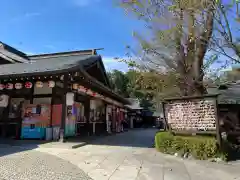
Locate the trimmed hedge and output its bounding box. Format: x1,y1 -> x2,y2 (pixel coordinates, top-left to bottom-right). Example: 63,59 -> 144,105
155,131 -> 226,160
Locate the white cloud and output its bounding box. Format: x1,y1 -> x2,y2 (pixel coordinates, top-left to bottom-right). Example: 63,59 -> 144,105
11,12 -> 41,22
102,57 -> 129,72
44,44 -> 56,50
72,0 -> 100,7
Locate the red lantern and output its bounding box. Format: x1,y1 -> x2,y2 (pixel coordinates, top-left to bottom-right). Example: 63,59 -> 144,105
15,83 -> 22,89
6,83 -> 13,90
0,84 -> 5,90
92,92 -> 96,97
25,82 -> 33,89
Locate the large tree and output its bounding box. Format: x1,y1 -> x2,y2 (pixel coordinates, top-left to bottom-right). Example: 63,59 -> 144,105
119,0 -> 218,96
211,0 -> 240,63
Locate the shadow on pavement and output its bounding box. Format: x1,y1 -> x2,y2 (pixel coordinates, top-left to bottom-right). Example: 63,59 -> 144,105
0,138 -> 50,157
78,128 -> 158,148
0,128 -> 158,157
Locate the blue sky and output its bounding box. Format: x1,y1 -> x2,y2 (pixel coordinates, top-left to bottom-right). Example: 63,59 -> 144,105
1,0 -> 239,73
0,0 -> 144,71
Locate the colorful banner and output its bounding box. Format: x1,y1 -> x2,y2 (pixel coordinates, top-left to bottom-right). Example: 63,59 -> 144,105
65,105 -> 76,137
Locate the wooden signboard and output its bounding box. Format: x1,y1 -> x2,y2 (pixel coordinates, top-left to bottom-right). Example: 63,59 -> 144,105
163,95 -> 220,134
163,95 -> 222,147
164,98 -> 217,131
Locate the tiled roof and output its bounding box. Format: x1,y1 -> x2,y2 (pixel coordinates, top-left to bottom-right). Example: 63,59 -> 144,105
0,55 -> 99,77
0,41 -> 28,59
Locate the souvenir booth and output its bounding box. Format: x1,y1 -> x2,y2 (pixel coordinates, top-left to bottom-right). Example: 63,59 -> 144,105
89,98 -> 106,135
0,55 -> 128,141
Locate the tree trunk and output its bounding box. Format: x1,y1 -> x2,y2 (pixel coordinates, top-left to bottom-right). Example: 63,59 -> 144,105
177,4 -> 214,97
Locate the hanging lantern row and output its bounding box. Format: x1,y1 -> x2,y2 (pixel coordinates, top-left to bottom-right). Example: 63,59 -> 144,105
0,80 -> 56,90
2,73 -> 86,83
72,83 -> 123,107
74,84 -> 98,97
74,84 -> 108,101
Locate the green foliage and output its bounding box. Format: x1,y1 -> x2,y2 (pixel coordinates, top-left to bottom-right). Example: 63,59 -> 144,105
154,132 -> 224,160
221,139 -> 240,161
107,70 -> 129,97
107,69 -> 180,110
118,0 -> 219,96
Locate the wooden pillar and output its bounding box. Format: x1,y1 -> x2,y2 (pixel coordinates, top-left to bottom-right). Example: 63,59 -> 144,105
30,84 -> 34,104
105,104 -> 109,133
50,87 -> 56,128
84,98 -> 91,136
162,102 -> 169,131
50,86 -> 56,140
84,98 -> 90,136
84,99 -> 90,124
59,75 -> 68,142
214,98 -> 222,150
2,96 -> 11,138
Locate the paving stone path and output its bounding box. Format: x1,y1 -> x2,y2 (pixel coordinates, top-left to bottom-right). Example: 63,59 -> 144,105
0,147 -> 92,180
36,129 -> 240,180
1,129 -> 240,180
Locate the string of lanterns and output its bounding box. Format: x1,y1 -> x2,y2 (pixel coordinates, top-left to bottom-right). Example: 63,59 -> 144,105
0,73 -> 123,107
0,80 -> 56,90
73,83 -> 122,107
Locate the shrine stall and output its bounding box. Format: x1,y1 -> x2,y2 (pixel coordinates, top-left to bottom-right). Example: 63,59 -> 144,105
0,54 -> 129,141
89,98 -> 106,135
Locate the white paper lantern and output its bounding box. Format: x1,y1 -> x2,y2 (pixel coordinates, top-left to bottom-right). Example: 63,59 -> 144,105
35,81 -> 43,88
15,83 -> 22,89
48,81 -> 55,88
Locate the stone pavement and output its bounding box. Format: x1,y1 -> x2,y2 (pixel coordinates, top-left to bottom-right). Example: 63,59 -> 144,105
35,129 -> 240,180
0,146 -> 92,180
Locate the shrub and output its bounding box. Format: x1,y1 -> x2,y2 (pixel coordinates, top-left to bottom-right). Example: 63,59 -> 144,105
155,131 -> 222,160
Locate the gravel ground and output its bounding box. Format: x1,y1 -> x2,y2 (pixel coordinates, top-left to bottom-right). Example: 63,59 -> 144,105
0,147 -> 92,180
